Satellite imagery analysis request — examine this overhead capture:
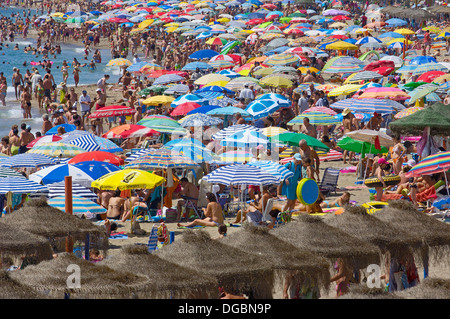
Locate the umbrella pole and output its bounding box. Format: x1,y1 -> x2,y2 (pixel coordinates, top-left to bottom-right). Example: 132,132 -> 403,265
65,176 -> 74,253
445,171 -> 450,196
363,143 -> 373,183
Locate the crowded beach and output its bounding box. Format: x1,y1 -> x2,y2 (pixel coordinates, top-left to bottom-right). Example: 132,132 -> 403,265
0,0 -> 448,300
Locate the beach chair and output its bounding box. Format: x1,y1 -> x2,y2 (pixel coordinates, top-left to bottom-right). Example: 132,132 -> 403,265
261,198 -> 274,222
319,167 -> 340,196
134,225 -> 158,252
181,195 -> 202,220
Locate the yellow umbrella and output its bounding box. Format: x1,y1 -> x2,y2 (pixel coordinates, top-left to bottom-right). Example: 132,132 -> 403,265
298,66 -> 319,74
386,38 -> 413,46
92,169 -> 165,191
261,126 -> 287,137
204,80 -> 229,87
422,26 -> 441,34
253,67 -> 275,77
260,76 -> 293,88
328,84 -> 363,97
142,95 -> 175,106
194,74 -> 230,85
433,74 -> 450,84
138,19 -> 154,29
106,58 -> 132,67
326,40 -> 358,50
50,12 -> 65,17
394,28 -> 415,35
260,33 -> 284,40
164,22 -> 180,27
217,17 -> 230,23
165,26 -> 178,33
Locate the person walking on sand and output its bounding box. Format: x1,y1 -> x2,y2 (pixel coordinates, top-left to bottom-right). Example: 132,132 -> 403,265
177,192 -> 224,228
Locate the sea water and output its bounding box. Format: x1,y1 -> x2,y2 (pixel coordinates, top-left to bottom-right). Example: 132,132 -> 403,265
0,6 -> 123,136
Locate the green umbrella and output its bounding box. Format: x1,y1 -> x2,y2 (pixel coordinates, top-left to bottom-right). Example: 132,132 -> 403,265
337,136 -> 388,158
402,81 -> 428,91
271,132 -> 330,152
390,102 -> 450,135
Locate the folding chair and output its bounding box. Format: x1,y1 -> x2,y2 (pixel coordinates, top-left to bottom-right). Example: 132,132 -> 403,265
261,198 -> 274,222
134,225 -> 158,252
319,167 -> 340,196
181,195 -> 202,220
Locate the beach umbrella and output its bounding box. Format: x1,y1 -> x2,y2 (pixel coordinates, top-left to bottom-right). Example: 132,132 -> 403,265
189,49 -> 219,61
220,130 -> 270,148
68,151 -> 124,166
346,129 -> 394,148
357,87 -> 410,101
100,245 -> 218,299
344,71 -> 383,83
179,113 -> 223,127
9,252 -> 153,299
29,164 -> 96,187
170,93 -> 207,107
413,63 -> 448,76
72,161 -> 121,181
0,167 -> 26,179
337,136 -> 388,158
195,85 -> 234,95
102,124 -> 160,139
211,124 -> 259,140
244,100 -> 282,119
407,84 -> 439,104
330,98 -> 404,114
36,181 -> 98,200
287,112 -> 341,126
272,215 -> 380,269
194,73 -> 230,85
394,28 -> 415,36
323,58 -> 364,73
60,133 -> 101,152
27,142 -> 87,158
88,105 -> 136,119
124,149 -> 199,170
27,135 -> 62,148
163,143 -> 217,163
416,70 -> 447,83
93,136 -> 123,153
394,107 -> 423,119
182,61 -> 213,71
156,230 -> 274,298
203,164 -> 279,186
106,58 -> 132,67
327,84 -> 364,96
45,124 -> 76,135
0,177 -> 47,195
152,74 -> 185,86
163,84 -> 190,95
170,102 -> 201,116
246,160 -> 294,181
0,153 -> 56,168
263,53 -> 299,66
256,93 -> 291,106
206,106 -> 252,118
303,107 -> 337,116
142,95 -> 175,106
385,18 -> 407,27
48,195 -> 106,216
211,150 -> 254,164
404,151 -> 450,178
409,56 -> 438,65
91,168 -> 165,191
260,76 -> 293,88
271,132 -> 330,152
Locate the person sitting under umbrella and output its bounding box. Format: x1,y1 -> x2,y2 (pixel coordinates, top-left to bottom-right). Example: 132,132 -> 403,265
177,192 -> 223,228
175,177 -> 199,221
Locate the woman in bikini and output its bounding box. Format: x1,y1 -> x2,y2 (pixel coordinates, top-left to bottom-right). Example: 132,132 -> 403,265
391,135 -> 407,175
320,192 -> 351,209
330,258 -> 353,297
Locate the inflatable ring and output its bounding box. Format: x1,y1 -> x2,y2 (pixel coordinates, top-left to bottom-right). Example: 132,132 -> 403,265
361,201 -> 389,214
364,174 -> 401,188
296,178 -> 319,205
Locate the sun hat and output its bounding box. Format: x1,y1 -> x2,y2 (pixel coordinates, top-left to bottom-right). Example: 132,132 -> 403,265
378,157 -> 389,165
294,153 -> 302,161
342,108 -> 351,116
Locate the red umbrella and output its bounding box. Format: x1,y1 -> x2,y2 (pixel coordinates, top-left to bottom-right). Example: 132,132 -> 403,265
262,3 -> 277,9
364,60 -> 395,71
286,29 -> 304,35
68,151 -> 124,166
246,19 -> 264,25
102,124 -> 160,139
417,71 -> 447,83
27,135 -> 62,148
170,102 -> 201,116
372,66 -> 395,76
328,34 -> 349,40
88,105 -> 137,119
332,15 -> 351,21
108,17 -> 130,23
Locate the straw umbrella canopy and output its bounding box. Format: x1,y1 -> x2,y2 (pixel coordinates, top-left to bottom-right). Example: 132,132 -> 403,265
221,224 -> 331,295
10,253 -> 153,299
373,200 -> 450,266
100,245 -> 218,299
155,230 -> 275,298
272,214 -> 381,270
323,205 -> 423,256
0,270 -> 47,299
0,198 -> 109,250
0,222 -> 54,264
393,278 -> 450,299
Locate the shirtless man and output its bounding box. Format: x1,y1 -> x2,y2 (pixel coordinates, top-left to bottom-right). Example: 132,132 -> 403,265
342,108 -> 359,164
97,189 -> 112,209
41,114 -> 53,135
176,177 -> 199,221
298,139 -> 320,182
19,125 -> 34,154
300,117 -> 317,138
364,112 -> 382,131
107,190 -> 125,219
12,68 -> 23,100
177,192 -> 224,228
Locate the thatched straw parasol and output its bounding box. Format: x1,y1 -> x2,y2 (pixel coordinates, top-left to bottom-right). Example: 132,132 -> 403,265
221,224 -> 331,296
335,284 -> 401,300
0,198 -> 109,251
100,245 -> 219,299
323,205 -> 423,256
0,222 -> 54,265
394,278 -> 450,299
374,200 -> 450,269
272,214 -> 381,270
10,253 -> 153,299
0,270 -> 47,299
155,229 -> 275,299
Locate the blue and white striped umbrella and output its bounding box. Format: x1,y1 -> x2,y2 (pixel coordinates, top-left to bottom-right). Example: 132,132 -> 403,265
247,160 -> 294,181
29,181 -> 98,200
203,164 -> 279,186
244,99 -> 282,120
94,136 -> 123,153
180,113 -> 223,127
220,130 -> 270,147
0,177 -> 47,194
0,153 -> 56,168
153,74 -> 185,85
72,161 -> 121,180
28,164 -> 95,188
330,98 -> 405,114
195,91 -> 225,100
355,36 -> 382,45
182,62 -> 214,71
61,133 -> 101,152
48,195 -> 106,216
217,69 -> 241,78
164,84 -> 190,95
212,124 -> 260,140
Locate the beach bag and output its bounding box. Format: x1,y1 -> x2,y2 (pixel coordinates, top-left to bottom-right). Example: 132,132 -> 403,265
165,208 -> 178,222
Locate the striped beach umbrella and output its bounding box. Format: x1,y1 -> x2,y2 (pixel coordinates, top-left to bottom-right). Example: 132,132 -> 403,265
27,142 -> 87,158
45,181 -> 98,200
102,124 -> 160,139
0,177 -> 47,194
330,98 -> 405,114
394,107 -> 423,119
72,161 -> 121,180
412,63 -> 448,76
245,100 -> 282,119
328,84 -> 364,97
0,167 -> 26,178
106,58 -> 132,67
27,135 -> 62,148
61,133 -> 101,152
260,126 -> 288,137
94,137 -> 123,153
246,160 -> 294,181
357,87 -> 410,101
203,164 -> 279,186
124,148 -> 199,170
211,150 -> 254,164
303,106 -> 337,116
163,144 -> 217,163
263,53 -> 300,66
211,124 -> 260,140
28,164 -> 96,187
0,153 -> 56,168
406,151 -> 450,178
48,195 -> 106,216
323,59 -> 364,73
288,112 -> 341,126
220,130 -> 270,148
88,105 -> 137,119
